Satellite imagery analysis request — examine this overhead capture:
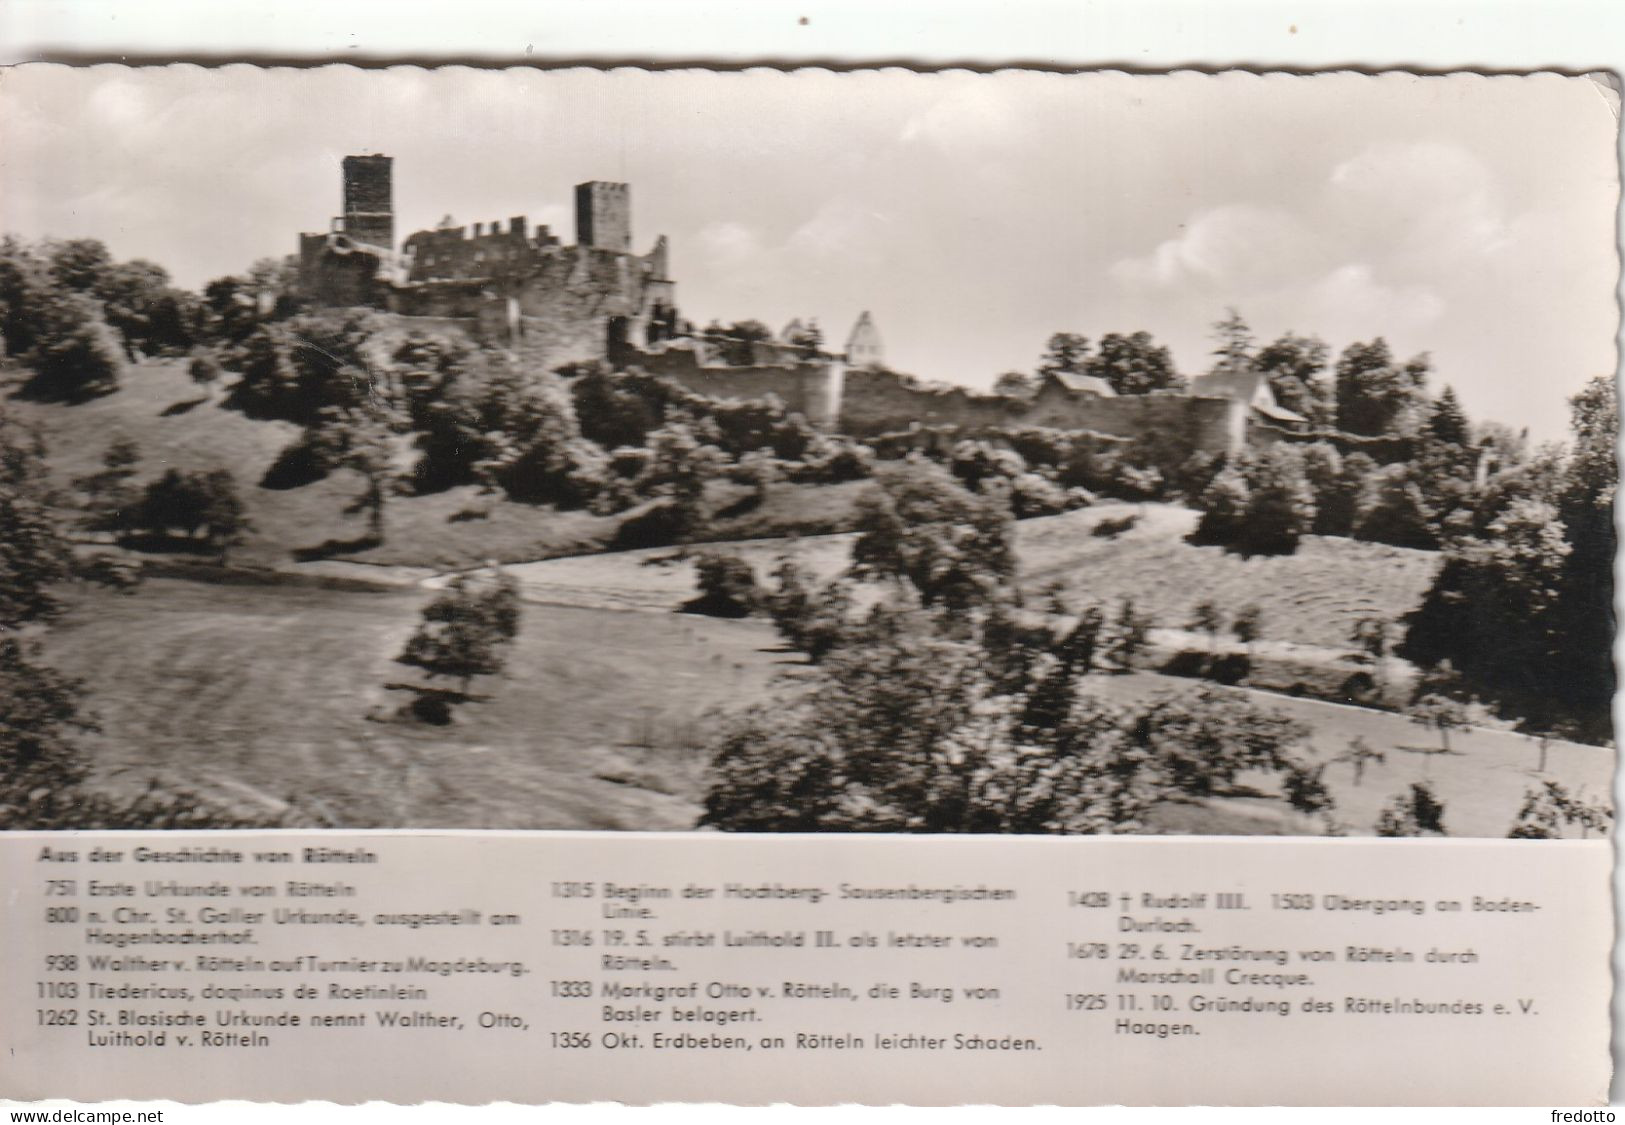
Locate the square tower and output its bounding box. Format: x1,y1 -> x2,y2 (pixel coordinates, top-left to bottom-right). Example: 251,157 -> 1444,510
574,181 -> 631,252
341,155 -> 395,251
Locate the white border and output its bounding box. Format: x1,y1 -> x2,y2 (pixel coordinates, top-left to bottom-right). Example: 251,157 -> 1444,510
0,3 -> 1620,1121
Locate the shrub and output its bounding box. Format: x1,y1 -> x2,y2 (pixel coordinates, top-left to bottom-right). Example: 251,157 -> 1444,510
1235,446 -> 1316,555
1008,472 -> 1072,518
1192,467 -> 1250,545
1282,762 -> 1334,815
1375,782 -> 1448,836
1507,781 -> 1612,839
850,460 -> 1015,612
684,553 -> 759,618
188,352 -> 224,392
397,569 -> 522,695
28,292 -> 126,401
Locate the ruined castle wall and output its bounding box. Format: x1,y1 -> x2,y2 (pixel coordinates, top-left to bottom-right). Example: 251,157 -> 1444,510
387,280 -> 490,320
403,224 -> 562,284
643,361 -> 836,425
838,370 -> 1015,436
837,371 -> 1245,453
510,247 -> 655,370
305,243 -> 389,308
1022,392 -> 1244,454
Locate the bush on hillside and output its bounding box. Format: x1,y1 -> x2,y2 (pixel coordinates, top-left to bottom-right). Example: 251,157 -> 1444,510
684,553 -> 760,618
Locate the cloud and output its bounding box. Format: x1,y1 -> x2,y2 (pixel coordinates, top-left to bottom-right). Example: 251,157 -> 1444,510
1109,204 -> 1322,291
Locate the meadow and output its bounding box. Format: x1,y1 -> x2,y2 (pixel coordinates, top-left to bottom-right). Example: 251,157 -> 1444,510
11,356 -> 1608,836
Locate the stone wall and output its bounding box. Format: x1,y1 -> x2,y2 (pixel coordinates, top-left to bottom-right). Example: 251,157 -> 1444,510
832,370 -> 1245,453
837,369 -> 1013,435
1022,390 -> 1244,454
402,220 -> 564,284
623,343 -> 839,427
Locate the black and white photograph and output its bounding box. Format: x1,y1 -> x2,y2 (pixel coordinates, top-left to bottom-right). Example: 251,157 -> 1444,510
0,65 -> 1616,840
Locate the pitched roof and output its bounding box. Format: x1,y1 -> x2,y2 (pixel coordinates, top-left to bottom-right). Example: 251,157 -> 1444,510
1047,371 -> 1117,397
1254,400 -> 1308,424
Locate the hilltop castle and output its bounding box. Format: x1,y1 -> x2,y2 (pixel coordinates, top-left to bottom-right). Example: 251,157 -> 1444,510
297,155 -> 1303,452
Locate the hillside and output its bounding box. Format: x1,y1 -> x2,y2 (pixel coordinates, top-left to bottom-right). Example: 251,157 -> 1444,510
491,503 -> 1442,655
7,358 -> 882,572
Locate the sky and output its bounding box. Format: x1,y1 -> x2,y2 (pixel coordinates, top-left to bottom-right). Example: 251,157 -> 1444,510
0,65 -> 1617,441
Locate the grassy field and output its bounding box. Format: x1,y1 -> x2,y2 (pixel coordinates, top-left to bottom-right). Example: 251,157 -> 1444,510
493,502 -> 1440,656
11,358 -> 1607,836
37,572 -> 1609,837
41,577 -> 791,829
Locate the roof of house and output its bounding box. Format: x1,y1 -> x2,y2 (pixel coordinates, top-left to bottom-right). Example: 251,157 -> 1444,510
1253,400 -> 1309,424
1192,368 -> 1308,425
1046,371 -> 1117,397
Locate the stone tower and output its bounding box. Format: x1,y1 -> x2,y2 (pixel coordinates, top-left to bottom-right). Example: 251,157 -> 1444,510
574,181 -> 632,252
341,155 -> 395,251
845,310 -> 883,369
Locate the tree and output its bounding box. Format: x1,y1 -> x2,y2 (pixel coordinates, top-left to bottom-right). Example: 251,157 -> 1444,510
1052,603 -> 1106,676
1552,375 -> 1617,725
1254,332 -> 1332,424
1038,332 -> 1090,378
1136,685 -> 1311,798
1402,376 -> 1615,736
1109,597 -> 1151,672
1300,443 -> 1359,536
0,237 -> 53,357
45,238 -> 113,293
1281,761 -> 1334,815
1334,339 -> 1428,437
1508,781 -> 1613,840
0,637 -> 94,791
138,469 -> 207,541
1237,446 -> 1316,555
850,461 -> 1015,612
1232,604 -> 1263,654
786,319 -> 823,360
27,291 -> 126,401
1190,601 -> 1224,652
709,320 -> 774,366
397,570 -> 522,694
1408,693 -> 1468,754
701,617 -> 1165,835
315,403 -> 402,543
1088,331 -> 1183,395
201,275 -> 262,343
197,470 -> 253,563
73,437 -> 142,541
95,259 -> 172,356
765,556 -> 815,650
1192,465 -> 1251,546
1427,385 -> 1471,446
1209,308 -> 1254,375
1334,736 -> 1384,786
1354,467 -> 1437,549
686,553 -> 759,618
0,409 -> 73,629
993,371 -> 1036,398
1375,783 -> 1448,837
189,352 -> 224,396
732,447 -> 780,504
638,420 -> 725,537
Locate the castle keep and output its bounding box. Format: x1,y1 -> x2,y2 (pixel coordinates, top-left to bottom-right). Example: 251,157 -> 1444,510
298,156 -> 1304,453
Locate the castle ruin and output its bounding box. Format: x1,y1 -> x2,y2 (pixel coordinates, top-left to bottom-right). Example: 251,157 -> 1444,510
298,155 -> 1305,453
